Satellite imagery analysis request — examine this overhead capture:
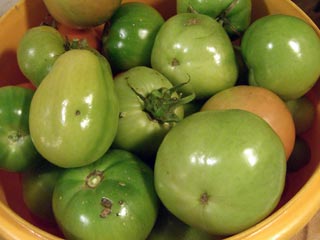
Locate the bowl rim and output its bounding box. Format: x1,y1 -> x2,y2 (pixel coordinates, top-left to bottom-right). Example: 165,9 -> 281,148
0,0 -> 320,239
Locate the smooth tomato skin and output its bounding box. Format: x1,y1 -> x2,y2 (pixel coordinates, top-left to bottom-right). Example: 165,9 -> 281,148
43,0 -> 122,29
201,85 -> 296,160
21,159 -> 64,221
52,149 -> 159,240
17,25 -> 66,87
154,110 -> 286,235
151,13 -> 238,100
241,14 -> 320,100
102,2 -> 164,73
0,86 -> 41,172
113,66 -> 184,161
29,49 -> 119,168
177,0 -> 252,38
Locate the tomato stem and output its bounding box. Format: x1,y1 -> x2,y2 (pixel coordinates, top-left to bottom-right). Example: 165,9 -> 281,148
85,170 -> 104,188
129,81 -> 195,124
8,130 -> 24,143
215,0 -> 242,38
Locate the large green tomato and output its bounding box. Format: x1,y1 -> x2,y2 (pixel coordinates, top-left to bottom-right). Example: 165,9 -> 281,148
43,0 -> 122,29
17,25 -> 66,87
177,0 -> 252,39
154,109 -> 286,236
241,14 -> 320,100
0,86 -> 41,172
151,13 -> 238,100
52,149 -> 159,240
113,66 -> 193,162
102,2 -> 164,72
29,49 -> 119,168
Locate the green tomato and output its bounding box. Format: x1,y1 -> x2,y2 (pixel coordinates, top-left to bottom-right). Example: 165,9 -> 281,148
17,25 -> 66,87
151,13 -> 238,100
43,0 -> 122,29
177,0 -> 252,39
52,149 -> 159,240
21,159 -> 64,221
241,14 -> 320,100
102,2 -> 164,72
286,96 -> 316,135
113,66 -> 194,162
154,109 -> 286,236
29,49 -> 119,168
0,86 -> 41,172
287,136 -> 311,172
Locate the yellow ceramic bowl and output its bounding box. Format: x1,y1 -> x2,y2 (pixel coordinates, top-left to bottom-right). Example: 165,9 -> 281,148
0,0 -> 319,239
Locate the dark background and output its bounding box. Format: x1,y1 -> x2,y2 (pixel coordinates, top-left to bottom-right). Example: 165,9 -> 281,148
293,0 -> 320,26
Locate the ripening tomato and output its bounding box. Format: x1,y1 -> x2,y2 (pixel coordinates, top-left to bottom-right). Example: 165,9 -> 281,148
57,23 -> 102,50
201,85 -> 296,159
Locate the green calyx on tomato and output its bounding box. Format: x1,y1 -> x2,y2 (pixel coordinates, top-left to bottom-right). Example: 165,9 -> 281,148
129,80 -> 195,124
52,149 -> 159,240
0,86 -> 41,172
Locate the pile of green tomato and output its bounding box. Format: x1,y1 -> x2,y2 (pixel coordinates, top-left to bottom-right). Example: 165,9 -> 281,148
1,0 -> 319,239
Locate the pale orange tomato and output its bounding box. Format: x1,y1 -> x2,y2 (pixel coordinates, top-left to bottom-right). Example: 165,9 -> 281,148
201,85 -> 296,160
57,23 -> 102,50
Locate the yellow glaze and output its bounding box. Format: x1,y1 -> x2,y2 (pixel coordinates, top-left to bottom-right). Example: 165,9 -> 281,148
0,0 -> 319,239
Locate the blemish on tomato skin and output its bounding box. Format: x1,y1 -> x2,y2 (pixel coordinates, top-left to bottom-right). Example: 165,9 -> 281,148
118,182 -> 126,187
200,192 -> 210,205
171,58 -> 180,67
99,197 -> 113,218
185,18 -> 201,26
100,207 -> 112,218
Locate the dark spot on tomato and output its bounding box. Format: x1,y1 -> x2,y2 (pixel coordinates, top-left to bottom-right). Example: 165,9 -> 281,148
100,197 -> 113,218
75,110 -> 81,116
101,197 -> 113,208
100,207 -> 112,218
171,58 -> 180,67
200,192 -> 210,205
119,112 -> 126,118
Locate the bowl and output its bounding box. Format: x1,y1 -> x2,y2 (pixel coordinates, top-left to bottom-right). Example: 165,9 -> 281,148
0,0 -> 319,239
